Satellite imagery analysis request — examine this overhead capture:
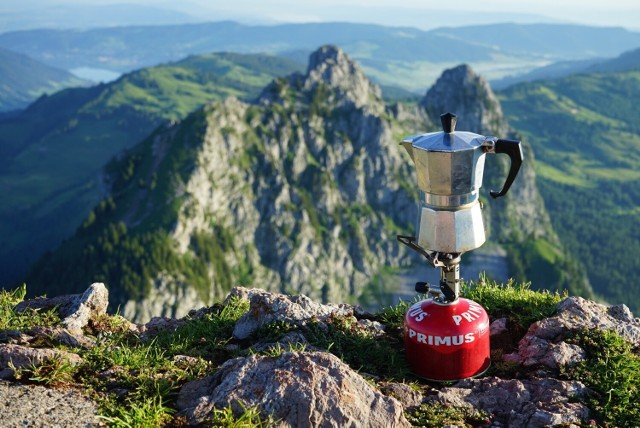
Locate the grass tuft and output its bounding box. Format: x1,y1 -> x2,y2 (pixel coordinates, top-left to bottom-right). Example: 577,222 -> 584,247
561,329 -> 640,427
305,313 -> 409,379
462,275 -> 564,328
0,284 -> 60,330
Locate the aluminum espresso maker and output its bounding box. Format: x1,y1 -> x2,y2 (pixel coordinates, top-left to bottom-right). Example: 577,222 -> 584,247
398,112 -> 523,381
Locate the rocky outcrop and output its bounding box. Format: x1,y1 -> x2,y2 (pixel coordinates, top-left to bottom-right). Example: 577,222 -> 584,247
505,297 -> 640,368
4,283 -> 639,427
177,351 -> 410,427
232,287 -> 370,339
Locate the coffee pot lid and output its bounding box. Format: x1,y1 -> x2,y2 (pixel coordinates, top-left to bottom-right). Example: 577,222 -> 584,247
403,113 -> 486,153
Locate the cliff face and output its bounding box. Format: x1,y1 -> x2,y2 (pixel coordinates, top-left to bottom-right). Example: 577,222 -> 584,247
27,46 -> 573,322
158,46 -> 428,315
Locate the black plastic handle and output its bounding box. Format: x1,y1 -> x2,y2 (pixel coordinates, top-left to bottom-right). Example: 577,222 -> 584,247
490,139 -> 524,199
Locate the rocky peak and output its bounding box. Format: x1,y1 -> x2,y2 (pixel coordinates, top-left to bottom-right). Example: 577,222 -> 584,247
421,64 -> 508,136
259,45 -> 383,113
305,45 -> 382,110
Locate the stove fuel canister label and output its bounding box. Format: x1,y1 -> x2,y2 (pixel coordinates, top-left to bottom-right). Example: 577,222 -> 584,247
407,328 -> 475,346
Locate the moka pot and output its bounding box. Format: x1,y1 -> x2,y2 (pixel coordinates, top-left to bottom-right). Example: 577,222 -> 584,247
401,113 -> 523,254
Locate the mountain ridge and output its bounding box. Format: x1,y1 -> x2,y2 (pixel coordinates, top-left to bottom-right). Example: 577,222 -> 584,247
23,46 -> 586,322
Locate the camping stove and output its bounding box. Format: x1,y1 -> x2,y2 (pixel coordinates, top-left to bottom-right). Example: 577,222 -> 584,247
397,113 -> 523,381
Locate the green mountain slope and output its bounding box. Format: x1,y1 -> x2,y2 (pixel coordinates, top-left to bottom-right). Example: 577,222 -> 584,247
0,52 -> 302,286
498,71 -> 640,312
0,47 -> 87,112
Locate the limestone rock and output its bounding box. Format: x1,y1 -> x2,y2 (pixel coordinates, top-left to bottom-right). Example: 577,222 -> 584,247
61,283 -> 109,334
490,317 -> 508,336
506,296 -> 640,368
16,283 -> 110,335
431,376 -> 589,427
138,316 -> 186,341
27,326 -> 96,349
232,288 -> 361,340
379,382 -> 423,409
177,351 -> 410,427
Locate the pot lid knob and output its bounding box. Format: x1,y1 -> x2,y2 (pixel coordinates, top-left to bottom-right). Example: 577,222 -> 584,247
440,112 -> 457,133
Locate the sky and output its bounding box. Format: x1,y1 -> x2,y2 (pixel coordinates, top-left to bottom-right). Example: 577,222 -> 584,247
190,0 -> 640,29
2,0 -> 640,32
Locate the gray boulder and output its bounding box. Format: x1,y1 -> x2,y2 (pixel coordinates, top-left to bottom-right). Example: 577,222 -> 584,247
232,287 -> 366,340
177,351 -> 410,427
0,380 -> 100,427
506,296 -> 640,368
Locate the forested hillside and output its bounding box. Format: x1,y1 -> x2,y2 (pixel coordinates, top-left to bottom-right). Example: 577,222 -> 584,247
499,70 -> 640,312
0,52 -> 302,285
0,47 -> 86,111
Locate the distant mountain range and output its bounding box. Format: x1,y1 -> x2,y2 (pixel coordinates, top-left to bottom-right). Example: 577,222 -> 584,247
1,21 -> 639,93
0,47 -> 87,111
492,47 -> 640,89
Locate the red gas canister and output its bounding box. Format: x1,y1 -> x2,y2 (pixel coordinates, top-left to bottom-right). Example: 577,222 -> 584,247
404,297 -> 490,381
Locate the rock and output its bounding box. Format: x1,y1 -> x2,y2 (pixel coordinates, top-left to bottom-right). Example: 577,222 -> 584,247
490,317 -> 509,336
27,326 -> 96,349
430,376 -> 590,427
138,316 -> 186,340
504,335 -> 585,368
61,283 -> 109,334
379,382 -> 423,408
0,329 -> 32,345
232,289 -> 361,340
304,45 -> 383,112
223,286 -> 265,305
0,344 -> 82,377
0,380 -> 100,427
14,284 -> 109,335
177,351 -> 410,427
506,296 -> 640,368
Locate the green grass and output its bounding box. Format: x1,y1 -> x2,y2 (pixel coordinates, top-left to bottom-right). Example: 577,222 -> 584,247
462,276 -> 563,329
561,329 -> 640,427
0,288 -> 255,426
0,285 -> 60,330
